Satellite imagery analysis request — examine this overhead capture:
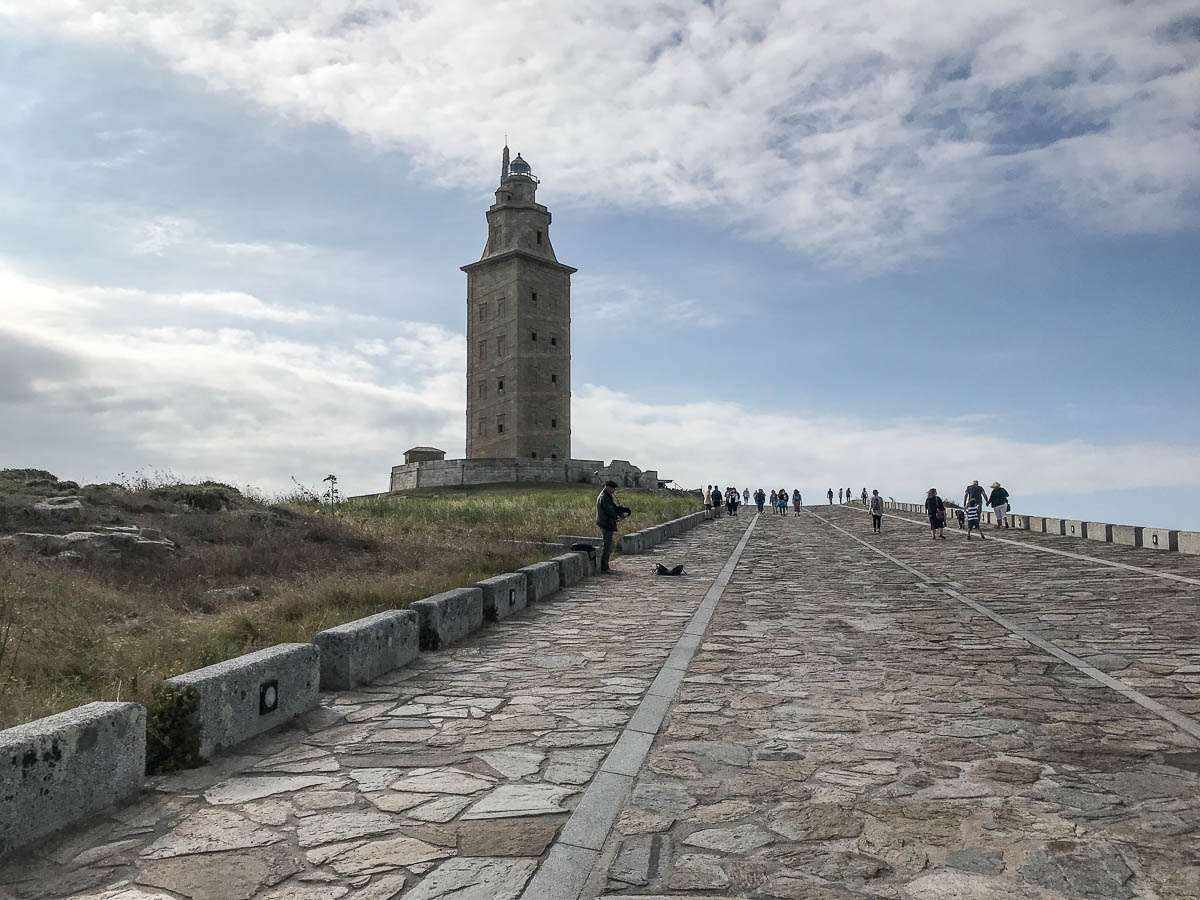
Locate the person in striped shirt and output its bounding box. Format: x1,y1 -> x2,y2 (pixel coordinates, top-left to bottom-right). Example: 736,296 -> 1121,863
965,501 -> 985,540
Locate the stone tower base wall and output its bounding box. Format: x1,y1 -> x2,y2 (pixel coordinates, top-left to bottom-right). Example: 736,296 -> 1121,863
388,457 -> 660,493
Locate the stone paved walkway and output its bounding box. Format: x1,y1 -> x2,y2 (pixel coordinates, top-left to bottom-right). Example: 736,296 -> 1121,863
0,514 -> 750,900
590,506 -> 1200,899
4,505 -> 1200,899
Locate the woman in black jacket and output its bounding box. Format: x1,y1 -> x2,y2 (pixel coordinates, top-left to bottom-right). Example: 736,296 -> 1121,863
925,488 -> 946,540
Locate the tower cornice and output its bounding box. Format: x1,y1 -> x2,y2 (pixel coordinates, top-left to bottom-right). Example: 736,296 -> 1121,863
461,249 -> 578,275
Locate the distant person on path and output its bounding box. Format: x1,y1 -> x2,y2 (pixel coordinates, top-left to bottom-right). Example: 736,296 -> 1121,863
925,488 -> 947,540
963,479 -> 986,510
846,487 -> 852,505
712,486 -> 723,518
778,488 -> 789,516
988,482 -> 1010,529
861,488 -> 868,505
704,485 -> 713,520
838,488 -> 843,503
596,480 -> 631,573
743,488 -> 750,505
725,487 -> 736,517
792,489 -> 802,515
755,488 -> 766,513
827,488 -> 834,505
770,489 -> 778,511
869,489 -> 884,533
965,500 -> 985,540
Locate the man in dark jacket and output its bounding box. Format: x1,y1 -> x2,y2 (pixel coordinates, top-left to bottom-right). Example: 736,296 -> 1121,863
596,481 -> 632,574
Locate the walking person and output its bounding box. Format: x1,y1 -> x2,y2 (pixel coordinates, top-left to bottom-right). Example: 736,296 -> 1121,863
861,488 -> 868,506
838,488 -> 843,503
965,500 -> 985,540
712,485 -> 724,518
725,487 -> 736,517
792,489 -> 802,515
778,488 -> 789,516
963,479 -> 986,511
988,482 -> 1010,529
770,489 -> 778,512
743,487 -> 750,506
754,488 -> 766,513
596,480 -> 631,574
869,489 -> 884,533
925,488 -> 946,540
827,488 -> 834,505
846,487 -> 852,505
704,485 -> 713,520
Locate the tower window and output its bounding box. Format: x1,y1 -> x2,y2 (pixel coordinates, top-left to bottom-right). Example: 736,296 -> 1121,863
551,373 -> 557,384
497,335 -> 507,355
551,453 -> 557,459
498,378 -> 504,393
477,419 -> 485,436
479,301 -> 487,321
497,416 -> 505,434
478,381 -> 486,399
497,298 -> 506,317
531,332 -> 537,342
531,451 -> 537,458
531,291 -> 538,304
536,230 -> 542,245
551,418 -> 557,428
478,340 -> 487,360
550,336 -> 557,346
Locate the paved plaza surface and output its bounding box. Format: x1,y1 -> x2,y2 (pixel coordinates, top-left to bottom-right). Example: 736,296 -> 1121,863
4,505 -> 1200,899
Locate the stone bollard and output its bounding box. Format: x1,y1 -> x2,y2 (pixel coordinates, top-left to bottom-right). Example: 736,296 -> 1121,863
476,572 -> 528,621
1,702 -> 146,857
314,610 -> 418,691
409,588 -> 485,650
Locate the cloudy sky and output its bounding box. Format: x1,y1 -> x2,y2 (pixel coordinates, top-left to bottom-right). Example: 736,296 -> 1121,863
2,1 -> 1198,527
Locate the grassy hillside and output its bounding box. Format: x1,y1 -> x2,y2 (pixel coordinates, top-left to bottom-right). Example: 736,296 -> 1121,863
0,472 -> 699,728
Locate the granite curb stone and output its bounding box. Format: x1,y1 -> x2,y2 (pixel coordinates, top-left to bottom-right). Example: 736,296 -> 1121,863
0,702 -> 146,857
314,609 -> 418,691
518,561 -> 561,603
165,643 -> 319,760
476,572 -> 528,622
410,587 -> 485,650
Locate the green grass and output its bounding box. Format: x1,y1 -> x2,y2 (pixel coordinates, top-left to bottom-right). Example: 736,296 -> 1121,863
0,479 -> 698,728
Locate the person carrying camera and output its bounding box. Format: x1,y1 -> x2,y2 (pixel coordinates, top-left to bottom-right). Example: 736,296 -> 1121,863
597,480 -> 632,574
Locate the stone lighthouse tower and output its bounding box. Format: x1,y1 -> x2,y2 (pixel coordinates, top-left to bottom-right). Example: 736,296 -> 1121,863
462,146 -> 576,460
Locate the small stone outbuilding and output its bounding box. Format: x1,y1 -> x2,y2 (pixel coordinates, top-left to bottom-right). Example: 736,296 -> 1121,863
403,447 -> 447,465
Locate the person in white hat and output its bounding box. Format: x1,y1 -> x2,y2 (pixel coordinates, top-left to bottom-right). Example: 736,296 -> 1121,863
988,481 -> 1011,529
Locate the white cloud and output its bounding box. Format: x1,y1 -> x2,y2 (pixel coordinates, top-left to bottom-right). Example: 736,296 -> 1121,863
6,0 -> 1198,266
574,276 -> 724,329
3,261 -> 1198,502
571,385 -> 1200,498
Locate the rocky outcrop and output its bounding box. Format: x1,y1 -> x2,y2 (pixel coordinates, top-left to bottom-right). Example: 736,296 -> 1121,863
3,527 -> 178,556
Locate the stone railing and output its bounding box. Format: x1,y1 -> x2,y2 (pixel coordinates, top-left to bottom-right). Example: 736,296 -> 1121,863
882,502 -> 1198,555
0,509 -> 708,857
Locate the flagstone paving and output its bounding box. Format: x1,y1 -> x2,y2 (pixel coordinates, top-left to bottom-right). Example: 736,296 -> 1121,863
590,506 -> 1200,898
0,515 -> 750,900
5,504 -> 1200,899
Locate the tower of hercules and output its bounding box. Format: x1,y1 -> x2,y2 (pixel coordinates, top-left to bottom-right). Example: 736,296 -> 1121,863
462,146 -> 576,461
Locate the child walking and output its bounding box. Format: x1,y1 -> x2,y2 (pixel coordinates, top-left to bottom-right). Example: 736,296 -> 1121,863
965,502 -> 985,540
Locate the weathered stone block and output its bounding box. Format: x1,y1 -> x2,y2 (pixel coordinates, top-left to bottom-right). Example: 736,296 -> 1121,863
410,588 -> 484,650
1009,515 -> 1029,530
1143,528 -> 1179,552
1064,520 -> 1085,538
314,610 -> 418,691
1112,524 -> 1143,547
476,572 -> 527,621
1085,522 -> 1113,542
552,551 -> 587,586
620,532 -> 644,555
518,561 -> 560,603
1027,517 -> 1046,533
0,702 -> 145,857
1043,518 -> 1066,536
165,643 -> 319,760
1178,531 -> 1200,555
